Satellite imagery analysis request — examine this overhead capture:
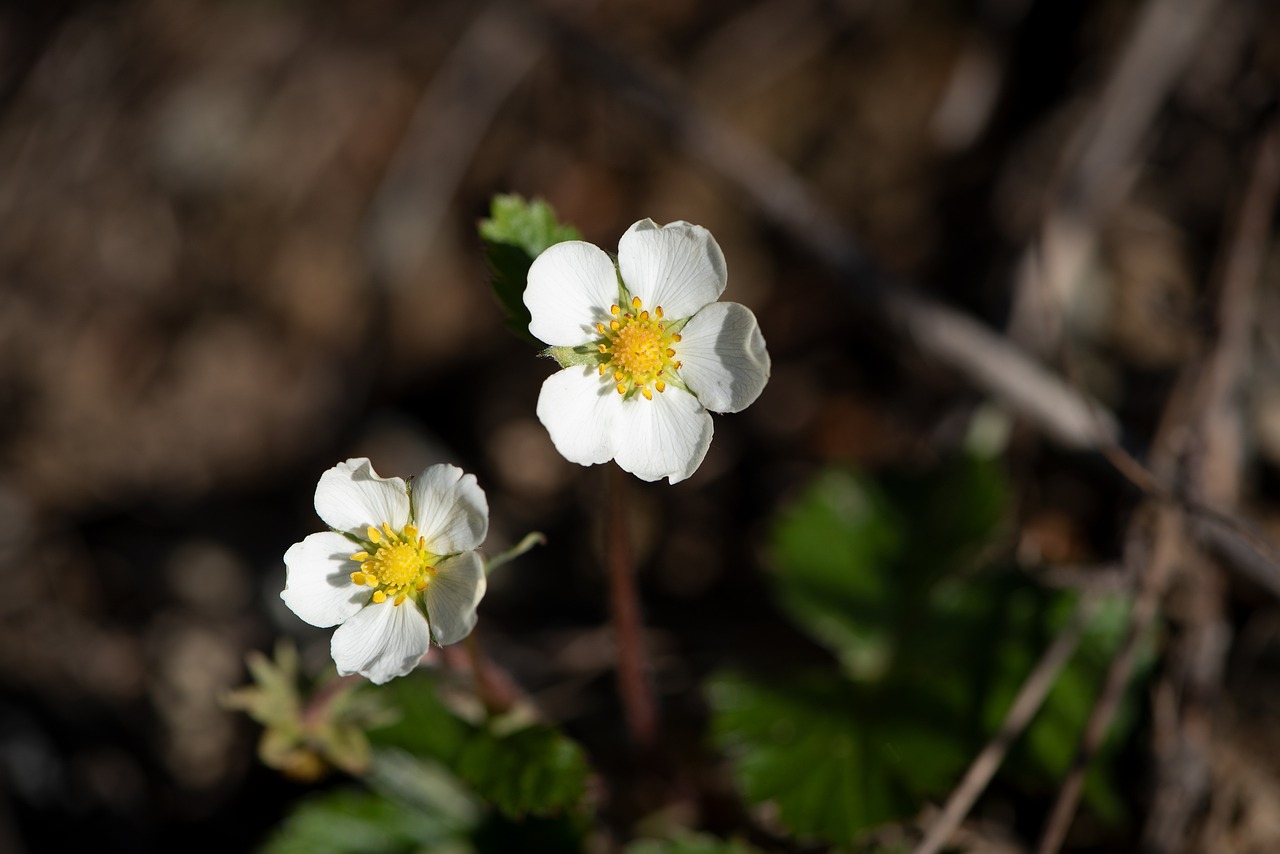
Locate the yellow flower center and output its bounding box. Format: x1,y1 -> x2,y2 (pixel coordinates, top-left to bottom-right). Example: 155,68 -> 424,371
595,296 -> 682,400
348,522 -> 437,606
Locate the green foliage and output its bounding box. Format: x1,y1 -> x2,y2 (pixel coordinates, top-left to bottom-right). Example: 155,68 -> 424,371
478,194 -> 582,342
455,724 -> 591,819
712,454 -> 1146,847
259,784 -> 473,854
627,831 -> 765,854
371,674 -> 591,820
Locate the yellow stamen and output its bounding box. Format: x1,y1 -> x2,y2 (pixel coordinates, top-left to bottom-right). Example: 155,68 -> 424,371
349,551 -> 369,562
416,580 -> 429,591
655,380 -> 666,393
350,571 -> 366,585
404,524 -> 418,540
672,333 -> 682,342
372,590 -> 387,604
367,526 -> 381,543
593,297 -> 682,401
394,593 -> 407,606
382,522 -> 396,540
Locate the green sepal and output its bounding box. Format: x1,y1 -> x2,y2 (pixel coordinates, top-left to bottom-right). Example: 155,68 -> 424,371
478,194 -> 582,345
544,344 -> 605,369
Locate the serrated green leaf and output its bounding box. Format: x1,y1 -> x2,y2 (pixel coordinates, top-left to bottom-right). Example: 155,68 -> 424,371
709,672 -> 951,845
478,194 -> 582,343
455,724 -> 589,819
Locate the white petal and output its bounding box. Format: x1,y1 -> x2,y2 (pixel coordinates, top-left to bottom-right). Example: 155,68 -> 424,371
424,551 -> 487,646
613,387 -> 714,484
536,366 -> 618,467
410,464 -> 489,555
281,532 -> 368,627
524,240 -> 620,346
675,301 -> 771,413
617,219 -> 727,319
330,598 -> 431,684
314,458 -> 410,537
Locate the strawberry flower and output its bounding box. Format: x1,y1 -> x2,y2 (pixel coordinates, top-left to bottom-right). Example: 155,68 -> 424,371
524,218 -> 770,484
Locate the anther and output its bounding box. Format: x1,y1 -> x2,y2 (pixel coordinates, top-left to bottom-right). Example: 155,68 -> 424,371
656,380 -> 666,393
394,593 -> 407,606
614,370 -> 625,382
382,522 -> 396,540
655,306 -> 664,319
404,524 -> 418,540
598,364 -> 606,375
367,526 -> 381,543
641,387 -> 653,400
672,333 -> 682,342
666,348 -> 676,358
610,304 -> 620,315
598,344 -> 608,353
616,383 -> 627,395
631,296 -> 642,310
372,590 -> 387,604
415,580 -> 429,591
596,322 -> 606,334
350,571 -> 366,585
640,310 -> 649,320
349,551 -> 369,562
610,320 -> 621,331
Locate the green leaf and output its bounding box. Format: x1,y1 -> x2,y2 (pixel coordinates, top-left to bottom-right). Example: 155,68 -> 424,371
259,787 -> 473,854
768,470 -> 903,679
626,831 -> 765,854
368,674 -> 473,762
478,194 -> 582,343
709,672 -> 958,845
455,724 -> 590,819
370,674 -> 590,819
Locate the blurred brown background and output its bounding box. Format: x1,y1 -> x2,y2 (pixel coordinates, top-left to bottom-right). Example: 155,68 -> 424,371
3,0 -> 1280,851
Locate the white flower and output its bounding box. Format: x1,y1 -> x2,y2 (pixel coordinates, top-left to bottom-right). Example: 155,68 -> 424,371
280,458 -> 489,684
523,218 -> 770,484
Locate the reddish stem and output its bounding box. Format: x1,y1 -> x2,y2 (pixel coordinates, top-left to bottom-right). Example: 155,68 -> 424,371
608,463 -> 658,746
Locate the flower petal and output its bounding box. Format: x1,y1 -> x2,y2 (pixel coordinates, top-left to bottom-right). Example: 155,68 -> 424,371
536,366 -> 618,467
617,219 -> 727,319
675,301 -> 771,413
411,464 -> 489,555
314,458 -> 410,537
330,598 -> 431,684
612,386 -> 714,484
424,551 -> 487,646
281,532 -> 369,627
524,240 -> 620,346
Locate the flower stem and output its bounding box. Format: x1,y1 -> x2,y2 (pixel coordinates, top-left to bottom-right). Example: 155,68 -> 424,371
465,629 -> 511,717
608,463 -> 658,746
